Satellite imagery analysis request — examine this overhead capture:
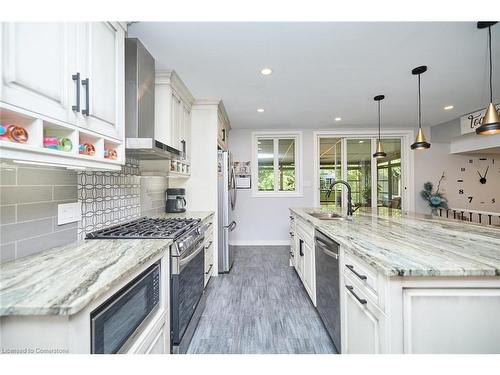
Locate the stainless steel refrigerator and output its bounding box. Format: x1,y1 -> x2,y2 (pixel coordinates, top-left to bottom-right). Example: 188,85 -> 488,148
217,150 -> 237,273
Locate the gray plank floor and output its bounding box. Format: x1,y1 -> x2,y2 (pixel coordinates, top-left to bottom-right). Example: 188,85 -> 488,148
187,246 -> 337,354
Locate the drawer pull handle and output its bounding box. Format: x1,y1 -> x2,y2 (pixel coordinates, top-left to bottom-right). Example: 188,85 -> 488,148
289,231 -> 294,237
72,72 -> 80,112
346,264 -> 367,280
81,78 -> 90,116
346,285 -> 367,305
205,264 -> 213,275
299,239 -> 304,256
204,241 -> 213,250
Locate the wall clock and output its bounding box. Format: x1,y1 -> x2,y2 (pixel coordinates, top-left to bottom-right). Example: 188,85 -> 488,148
455,156 -> 498,211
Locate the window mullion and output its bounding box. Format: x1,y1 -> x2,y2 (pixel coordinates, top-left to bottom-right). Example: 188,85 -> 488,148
274,138 -> 279,192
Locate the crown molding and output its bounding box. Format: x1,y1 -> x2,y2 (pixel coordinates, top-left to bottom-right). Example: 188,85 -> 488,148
155,69 -> 194,107
192,98 -> 231,129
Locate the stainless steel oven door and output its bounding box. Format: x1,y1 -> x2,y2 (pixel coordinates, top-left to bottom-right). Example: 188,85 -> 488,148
171,239 -> 205,352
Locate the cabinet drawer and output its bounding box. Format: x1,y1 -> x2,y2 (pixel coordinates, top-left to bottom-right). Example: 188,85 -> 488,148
296,223 -> 314,247
203,217 -> 214,236
344,253 -> 378,297
296,217 -> 314,241
343,271 -> 384,316
204,234 -> 214,274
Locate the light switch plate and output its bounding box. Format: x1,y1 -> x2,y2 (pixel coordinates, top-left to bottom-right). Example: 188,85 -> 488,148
57,202 -> 81,225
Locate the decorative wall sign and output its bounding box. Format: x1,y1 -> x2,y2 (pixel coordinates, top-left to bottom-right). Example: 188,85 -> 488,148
234,161 -> 252,189
460,104 -> 500,135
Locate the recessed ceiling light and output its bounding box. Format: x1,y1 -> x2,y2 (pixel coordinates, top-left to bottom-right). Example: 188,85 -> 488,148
334,117 -> 342,121
358,140 -> 364,144
444,105 -> 454,110
260,68 -> 273,76
257,108 -> 265,113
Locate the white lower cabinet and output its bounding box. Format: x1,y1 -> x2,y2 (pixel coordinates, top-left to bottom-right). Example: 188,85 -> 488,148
289,213 -> 315,305
402,288 -> 500,354
302,239 -> 314,302
145,324 -> 168,354
342,274 -> 386,354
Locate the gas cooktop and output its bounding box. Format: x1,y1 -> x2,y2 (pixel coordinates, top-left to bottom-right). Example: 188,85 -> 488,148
85,217 -> 201,240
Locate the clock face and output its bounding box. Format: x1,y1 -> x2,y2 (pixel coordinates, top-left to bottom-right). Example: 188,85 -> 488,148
456,156 -> 498,210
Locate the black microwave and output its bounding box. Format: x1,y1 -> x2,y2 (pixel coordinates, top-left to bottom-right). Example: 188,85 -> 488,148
90,262 -> 160,354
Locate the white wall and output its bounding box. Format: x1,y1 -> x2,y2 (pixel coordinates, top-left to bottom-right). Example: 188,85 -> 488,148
229,129 -> 314,245
413,140 -> 499,214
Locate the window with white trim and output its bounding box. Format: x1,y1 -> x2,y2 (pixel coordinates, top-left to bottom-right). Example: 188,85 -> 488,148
252,132 -> 302,196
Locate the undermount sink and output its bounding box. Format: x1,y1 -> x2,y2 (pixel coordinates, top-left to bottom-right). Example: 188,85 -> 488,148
308,212 -> 345,220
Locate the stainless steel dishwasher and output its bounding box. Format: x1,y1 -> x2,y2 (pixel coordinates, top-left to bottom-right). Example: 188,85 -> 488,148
314,229 -> 341,353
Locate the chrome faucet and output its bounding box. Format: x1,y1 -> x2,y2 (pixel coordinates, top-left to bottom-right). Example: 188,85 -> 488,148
325,179 -> 354,217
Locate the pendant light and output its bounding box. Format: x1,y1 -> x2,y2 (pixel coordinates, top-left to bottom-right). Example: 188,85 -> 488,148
410,65 -> 431,150
373,95 -> 387,158
476,21 -> 500,135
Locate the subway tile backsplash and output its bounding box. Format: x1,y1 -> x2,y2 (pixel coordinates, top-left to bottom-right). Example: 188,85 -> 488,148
0,158 -> 169,263
0,164 -> 78,263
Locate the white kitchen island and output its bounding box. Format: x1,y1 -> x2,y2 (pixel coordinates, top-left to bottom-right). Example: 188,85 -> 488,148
289,207 -> 500,354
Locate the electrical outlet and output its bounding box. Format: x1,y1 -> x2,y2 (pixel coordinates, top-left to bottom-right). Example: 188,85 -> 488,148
57,202 -> 81,225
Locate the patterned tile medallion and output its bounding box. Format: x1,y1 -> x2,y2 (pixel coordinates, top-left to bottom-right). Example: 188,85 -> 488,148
77,158 -> 141,238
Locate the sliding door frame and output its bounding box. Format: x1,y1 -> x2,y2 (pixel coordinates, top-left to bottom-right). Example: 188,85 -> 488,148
313,129 -> 415,213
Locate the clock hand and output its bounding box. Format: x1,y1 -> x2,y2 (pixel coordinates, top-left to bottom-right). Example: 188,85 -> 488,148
484,166 -> 489,178
477,170 -> 483,179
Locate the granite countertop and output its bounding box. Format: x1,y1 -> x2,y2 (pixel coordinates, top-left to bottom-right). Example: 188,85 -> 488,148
290,207 -> 500,277
0,211 -> 214,317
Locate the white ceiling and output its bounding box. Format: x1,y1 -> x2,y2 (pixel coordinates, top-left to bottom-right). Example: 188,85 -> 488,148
128,22 -> 500,130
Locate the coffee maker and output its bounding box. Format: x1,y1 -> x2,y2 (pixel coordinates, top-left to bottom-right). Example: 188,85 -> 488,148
165,188 -> 187,213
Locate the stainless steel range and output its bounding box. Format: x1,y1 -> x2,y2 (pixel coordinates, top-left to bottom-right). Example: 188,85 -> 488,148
86,217 -> 208,354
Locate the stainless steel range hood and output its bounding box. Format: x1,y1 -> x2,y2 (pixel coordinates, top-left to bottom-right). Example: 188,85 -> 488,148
125,38 -> 182,160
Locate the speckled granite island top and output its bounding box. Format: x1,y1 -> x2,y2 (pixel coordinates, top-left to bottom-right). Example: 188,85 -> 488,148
0,211 -> 214,317
290,208 -> 500,278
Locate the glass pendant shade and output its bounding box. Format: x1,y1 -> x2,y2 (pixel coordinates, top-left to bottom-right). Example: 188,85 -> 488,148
476,22 -> 500,135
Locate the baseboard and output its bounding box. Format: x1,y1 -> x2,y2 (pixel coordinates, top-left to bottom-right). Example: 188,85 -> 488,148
229,240 -> 290,246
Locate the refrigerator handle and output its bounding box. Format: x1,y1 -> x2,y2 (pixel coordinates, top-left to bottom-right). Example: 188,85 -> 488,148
224,221 -> 237,231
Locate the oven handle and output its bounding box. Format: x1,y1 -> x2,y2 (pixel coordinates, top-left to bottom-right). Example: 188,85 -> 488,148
179,242 -> 205,268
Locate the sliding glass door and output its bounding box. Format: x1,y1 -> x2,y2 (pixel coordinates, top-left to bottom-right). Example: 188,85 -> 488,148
376,139 -> 402,212
318,136 -> 402,212
319,138 -> 342,209
346,139 -> 372,208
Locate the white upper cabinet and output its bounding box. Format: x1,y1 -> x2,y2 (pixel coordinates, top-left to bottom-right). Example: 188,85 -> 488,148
0,22 -> 126,170
155,70 -> 194,161
1,23 -> 74,123
217,104 -> 230,150
77,22 -> 124,140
